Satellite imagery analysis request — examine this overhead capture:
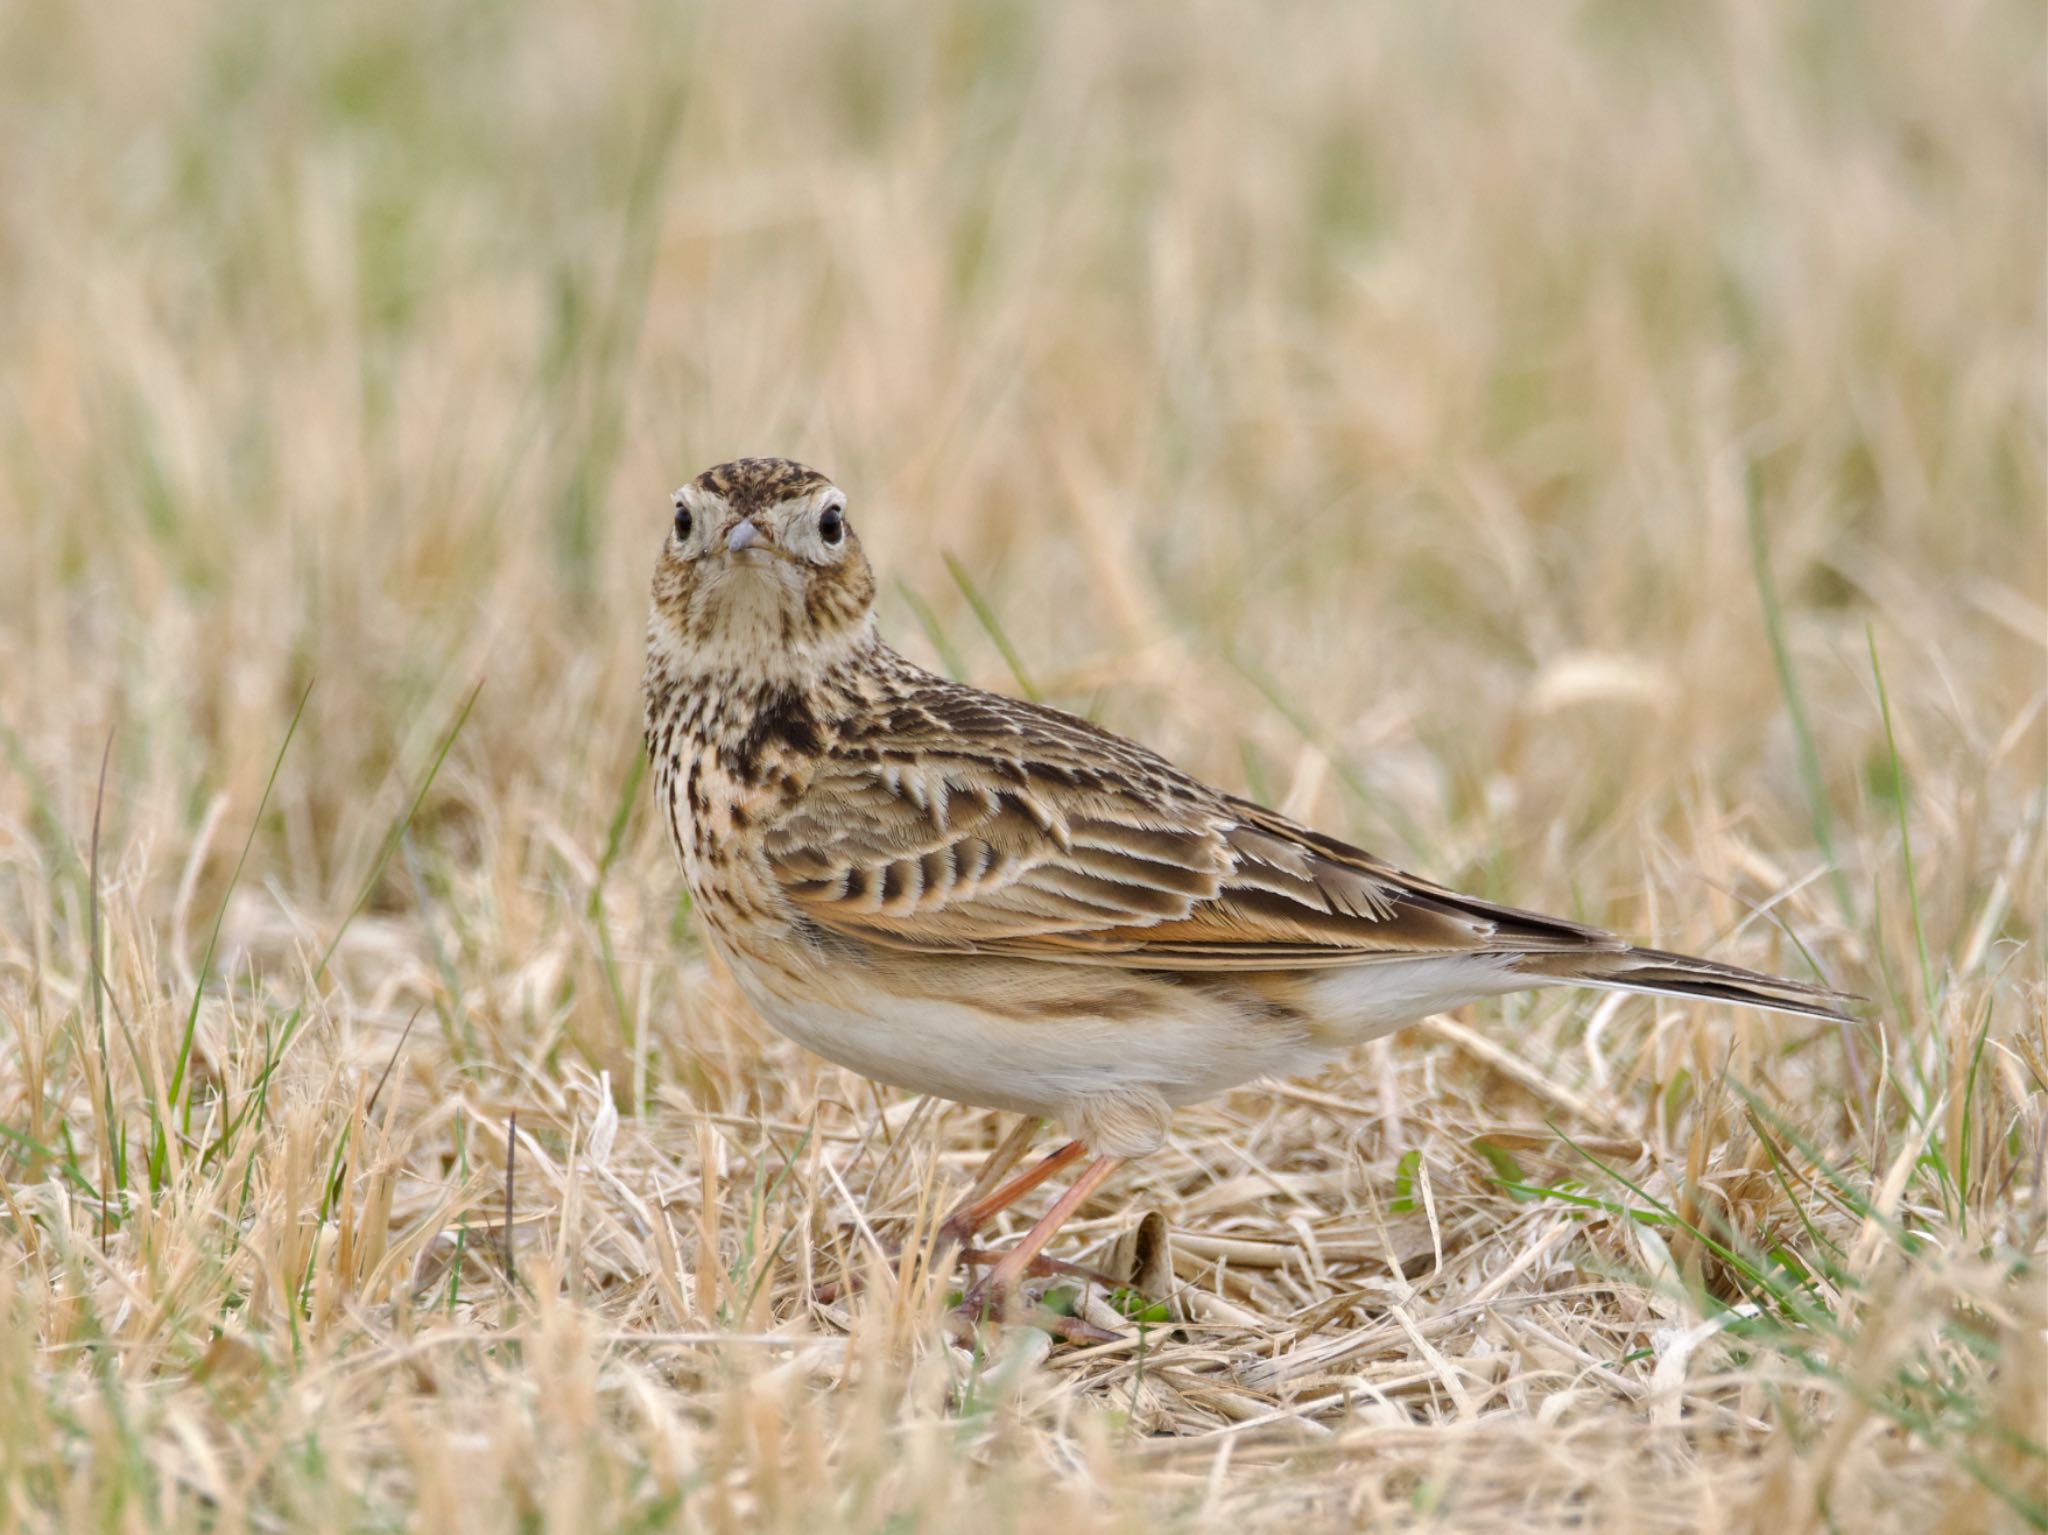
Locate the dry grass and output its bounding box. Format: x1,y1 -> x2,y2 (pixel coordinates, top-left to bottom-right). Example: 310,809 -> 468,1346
2,1 -> 2044,1529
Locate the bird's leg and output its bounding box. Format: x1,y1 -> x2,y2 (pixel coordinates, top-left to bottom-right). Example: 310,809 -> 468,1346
813,1128 -> 1074,1306
935,1136 -> 1086,1250
952,1247 -> 1123,1286
955,1155 -> 1123,1327
819,1241 -> 1118,1308
949,1116 -> 1046,1217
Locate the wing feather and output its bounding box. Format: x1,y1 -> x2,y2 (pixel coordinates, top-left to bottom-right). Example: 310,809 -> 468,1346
760,685 -> 1617,971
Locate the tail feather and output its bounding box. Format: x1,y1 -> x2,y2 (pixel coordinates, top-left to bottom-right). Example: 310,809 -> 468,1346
1518,944 -> 1855,1023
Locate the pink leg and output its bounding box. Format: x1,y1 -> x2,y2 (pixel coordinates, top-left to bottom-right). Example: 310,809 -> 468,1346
953,1117 -> 1045,1210
937,1138 -> 1087,1248
813,1128 -> 1074,1307
957,1155 -> 1123,1322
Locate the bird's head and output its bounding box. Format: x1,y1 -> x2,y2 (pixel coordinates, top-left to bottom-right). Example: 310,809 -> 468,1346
646,457 -> 878,687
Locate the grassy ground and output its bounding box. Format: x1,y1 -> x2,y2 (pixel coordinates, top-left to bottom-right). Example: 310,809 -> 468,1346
1,1 -> 2043,1529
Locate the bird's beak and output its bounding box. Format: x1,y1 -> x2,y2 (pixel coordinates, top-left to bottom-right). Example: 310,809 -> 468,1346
726,518 -> 765,555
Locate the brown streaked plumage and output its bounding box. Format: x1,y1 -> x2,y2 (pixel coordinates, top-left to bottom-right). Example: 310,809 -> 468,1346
643,457 -> 1853,1333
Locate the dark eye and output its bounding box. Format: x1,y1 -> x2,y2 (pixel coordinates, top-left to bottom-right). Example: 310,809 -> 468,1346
819,505 -> 845,545
673,502 -> 693,541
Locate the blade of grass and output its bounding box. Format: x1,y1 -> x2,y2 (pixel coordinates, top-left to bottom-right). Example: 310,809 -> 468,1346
736,1124 -> 815,1324
1955,1003 -> 1993,1230
77,727 -> 157,1196
1746,479 -> 1854,923
1552,1121 -> 1843,1332
942,553 -> 1039,701
449,1107 -> 470,1314
587,752 -> 647,1082
305,678 -> 484,997
400,832 -> 476,1071
87,730 -> 117,1242
1224,641 -> 1433,860
0,709 -> 88,884
315,1006 -> 422,1232
0,1122 -> 101,1200
165,681 -> 313,1166
553,86 -> 686,594
204,681 -> 481,1166
503,1111 -> 518,1290
1868,626 -> 1935,1015
893,579 -> 968,681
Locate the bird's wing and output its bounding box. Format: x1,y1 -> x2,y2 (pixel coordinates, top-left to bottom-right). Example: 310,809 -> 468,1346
761,688 -> 1610,969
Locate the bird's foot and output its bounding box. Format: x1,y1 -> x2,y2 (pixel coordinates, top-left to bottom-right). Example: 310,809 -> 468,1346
813,1230 -> 1118,1307
945,1276 -> 1123,1348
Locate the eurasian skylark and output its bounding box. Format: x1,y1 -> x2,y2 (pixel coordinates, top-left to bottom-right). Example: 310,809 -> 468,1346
643,457 -> 1850,1330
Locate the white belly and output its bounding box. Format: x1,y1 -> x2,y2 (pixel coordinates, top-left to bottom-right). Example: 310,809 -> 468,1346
714,932 -> 1533,1154
717,950 -> 1314,1120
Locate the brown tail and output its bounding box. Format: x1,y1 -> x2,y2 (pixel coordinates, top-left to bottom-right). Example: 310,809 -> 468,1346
1518,945 -> 1855,1022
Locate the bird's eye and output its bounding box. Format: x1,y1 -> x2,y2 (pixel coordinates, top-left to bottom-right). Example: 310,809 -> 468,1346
819,505 -> 845,545
673,503 -> 693,542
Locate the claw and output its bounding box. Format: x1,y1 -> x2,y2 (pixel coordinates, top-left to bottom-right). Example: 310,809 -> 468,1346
818,1235 -> 1120,1308
1046,1312 -> 1124,1346
945,1288 -> 1124,1349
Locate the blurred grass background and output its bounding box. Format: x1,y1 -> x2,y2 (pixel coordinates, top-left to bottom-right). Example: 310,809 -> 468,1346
0,1 -> 2042,1531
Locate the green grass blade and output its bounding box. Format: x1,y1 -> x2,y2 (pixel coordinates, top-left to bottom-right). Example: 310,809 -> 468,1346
305,679 -> 483,1002
1867,626 -> 1935,1015
941,553 -> 1040,701
1224,642 -> 1433,859
1746,483 -> 1855,923
167,681 -> 313,1145
893,578 -> 969,681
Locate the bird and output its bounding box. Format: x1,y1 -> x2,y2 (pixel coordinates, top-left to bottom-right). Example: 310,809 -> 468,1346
641,456 -> 1852,1335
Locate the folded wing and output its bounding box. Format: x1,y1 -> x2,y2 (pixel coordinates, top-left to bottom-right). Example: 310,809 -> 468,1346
763,739 -> 1614,971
